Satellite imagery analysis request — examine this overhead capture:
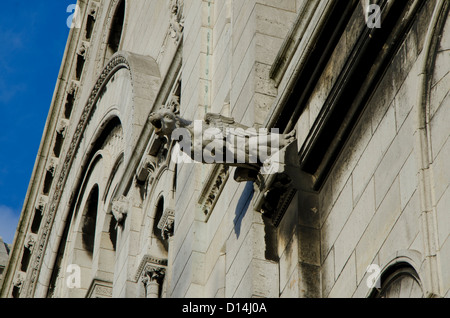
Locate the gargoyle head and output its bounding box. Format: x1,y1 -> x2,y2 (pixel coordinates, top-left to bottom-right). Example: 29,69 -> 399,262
150,108 -> 193,139
149,110 -> 178,138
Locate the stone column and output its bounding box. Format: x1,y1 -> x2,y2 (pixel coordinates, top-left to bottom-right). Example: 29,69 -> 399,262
142,267 -> 166,298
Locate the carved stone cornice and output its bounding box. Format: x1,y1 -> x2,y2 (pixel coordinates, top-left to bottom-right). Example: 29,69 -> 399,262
86,279 -> 113,298
198,165 -> 229,221
134,255 -> 167,282
157,208 -> 175,240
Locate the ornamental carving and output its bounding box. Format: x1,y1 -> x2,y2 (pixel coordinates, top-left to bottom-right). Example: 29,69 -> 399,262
169,0 -> 185,45
198,165 -> 229,220
111,196 -> 129,228
26,55 -> 132,297
157,208 -> 175,240
135,255 -> 168,282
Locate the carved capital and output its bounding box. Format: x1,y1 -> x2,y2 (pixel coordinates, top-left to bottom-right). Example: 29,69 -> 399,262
135,255 -> 167,282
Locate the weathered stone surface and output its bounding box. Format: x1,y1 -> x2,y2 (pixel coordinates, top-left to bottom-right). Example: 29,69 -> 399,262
1,0 -> 449,300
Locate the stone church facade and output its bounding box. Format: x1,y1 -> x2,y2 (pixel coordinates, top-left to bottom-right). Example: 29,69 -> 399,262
1,0 -> 450,298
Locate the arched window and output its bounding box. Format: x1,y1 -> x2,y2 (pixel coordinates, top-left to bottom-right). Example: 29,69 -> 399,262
369,265 -> 424,298
105,0 -> 125,61
81,186 -> 99,257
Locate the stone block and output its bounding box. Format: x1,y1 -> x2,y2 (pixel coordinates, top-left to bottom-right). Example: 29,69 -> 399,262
328,252 -> 356,298
321,177 -> 353,260
334,178 -> 375,276
355,178 -> 401,283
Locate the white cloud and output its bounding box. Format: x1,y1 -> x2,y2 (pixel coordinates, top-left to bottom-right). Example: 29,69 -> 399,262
0,205 -> 20,244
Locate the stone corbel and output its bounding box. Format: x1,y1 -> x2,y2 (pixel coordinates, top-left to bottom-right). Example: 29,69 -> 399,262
57,119 -> 70,137
68,80 -> 80,95
13,271 -> 26,291
77,41 -> 90,58
24,234 -> 37,252
157,208 -> 175,240
46,157 -> 59,177
35,195 -> 48,212
254,142 -> 316,227
88,1 -> 99,20
111,196 -> 129,229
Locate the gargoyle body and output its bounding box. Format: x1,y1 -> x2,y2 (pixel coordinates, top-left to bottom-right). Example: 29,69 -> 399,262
149,109 -> 296,181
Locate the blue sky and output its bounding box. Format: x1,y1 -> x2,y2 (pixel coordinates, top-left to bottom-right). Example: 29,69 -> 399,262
0,0 -> 74,244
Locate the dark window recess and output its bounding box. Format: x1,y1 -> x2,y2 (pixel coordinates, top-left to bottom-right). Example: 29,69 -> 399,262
81,187 -> 99,256
12,286 -> 20,298
106,0 -> 125,59
20,247 -> 31,272
85,15 -> 95,40
153,197 -> 168,252
31,209 -> 43,234
109,217 -> 117,251
43,171 -> 54,195
64,92 -> 75,119
76,54 -> 85,80
299,0 -> 420,189
274,0 -> 359,133
53,132 -> 64,158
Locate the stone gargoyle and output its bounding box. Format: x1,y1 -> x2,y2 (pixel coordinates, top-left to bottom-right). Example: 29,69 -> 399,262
149,107 -> 296,182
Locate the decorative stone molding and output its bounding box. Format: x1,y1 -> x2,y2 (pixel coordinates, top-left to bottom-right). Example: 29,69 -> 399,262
111,196 -> 129,228
88,1 -> 99,20
35,195 -> 48,212
56,119 -> 70,136
68,80 -> 80,96
136,155 -> 157,183
253,142 -> 316,227
13,271 -> 26,290
46,157 -> 59,177
77,41 -> 90,58
134,255 -> 167,282
25,54 -> 133,297
169,0 -> 185,45
86,279 -> 113,298
24,234 -> 37,252
198,165 -> 229,221
157,208 -> 175,240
